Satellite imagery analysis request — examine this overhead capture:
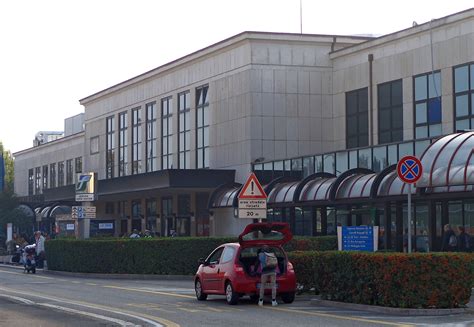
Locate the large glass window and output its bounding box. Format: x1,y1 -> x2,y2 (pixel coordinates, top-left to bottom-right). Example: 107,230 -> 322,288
414,72 -> 441,138
58,162 -> 64,187
49,163 -> 56,189
118,112 -> 128,176
146,199 -> 157,234
161,97 -> 173,169
66,159 -> 73,185
346,88 -> 368,148
42,165 -> 48,190
106,116 -> 115,179
454,64 -> 474,131
178,91 -> 191,169
145,102 -> 157,172
378,79 -> 403,144
196,86 -> 209,169
34,167 -> 41,194
28,169 -> 34,195
131,107 -> 142,175
75,157 -> 82,178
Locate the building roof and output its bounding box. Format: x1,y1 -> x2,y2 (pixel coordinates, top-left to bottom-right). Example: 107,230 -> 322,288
79,31 -> 371,105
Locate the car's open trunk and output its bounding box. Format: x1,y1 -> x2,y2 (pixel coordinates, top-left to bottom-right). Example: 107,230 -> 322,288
239,246 -> 286,277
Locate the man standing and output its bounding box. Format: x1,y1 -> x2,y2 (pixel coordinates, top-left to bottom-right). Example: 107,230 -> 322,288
257,245 -> 278,307
34,231 -> 45,268
441,224 -> 457,252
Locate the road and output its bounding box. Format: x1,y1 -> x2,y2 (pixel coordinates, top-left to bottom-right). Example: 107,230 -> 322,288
0,266 -> 472,327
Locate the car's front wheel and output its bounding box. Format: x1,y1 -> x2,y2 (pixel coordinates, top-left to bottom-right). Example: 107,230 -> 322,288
195,279 -> 207,301
225,282 -> 239,305
281,292 -> 295,303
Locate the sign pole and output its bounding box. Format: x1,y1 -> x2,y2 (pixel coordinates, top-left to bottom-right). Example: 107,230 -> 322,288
407,183 -> 412,254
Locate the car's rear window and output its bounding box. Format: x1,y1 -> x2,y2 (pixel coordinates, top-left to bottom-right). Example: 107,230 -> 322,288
241,229 -> 285,242
239,246 -> 284,258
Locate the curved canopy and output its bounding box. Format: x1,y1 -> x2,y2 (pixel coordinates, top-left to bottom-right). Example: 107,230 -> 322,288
377,171 -> 416,197
49,205 -> 72,217
40,206 -> 52,218
299,177 -> 337,202
208,183 -> 241,208
418,132 -> 474,187
334,173 -> 377,199
267,181 -> 299,204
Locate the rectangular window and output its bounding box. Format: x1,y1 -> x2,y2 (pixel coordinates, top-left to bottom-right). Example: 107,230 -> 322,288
161,97 -> 173,169
28,169 -> 34,196
66,159 -> 73,185
131,107 -> 142,174
75,157 -> 82,174
58,161 -> 65,187
378,79 -> 403,144
90,136 -> 99,155
106,116 -> 115,179
145,102 -> 157,172
118,111 -> 128,176
346,88 -> 368,148
105,202 -> 115,214
454,63 -> 474,131
196,86 -> 209,168
34,167 -> 41,194
178,91 -> 191,169
42,165 -> 48,190
414,71 -> 442,138
49,163 -> 56,188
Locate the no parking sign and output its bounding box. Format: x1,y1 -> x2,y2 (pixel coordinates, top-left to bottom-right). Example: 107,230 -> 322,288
397,156 -> 422,184
397,155 -> 423,253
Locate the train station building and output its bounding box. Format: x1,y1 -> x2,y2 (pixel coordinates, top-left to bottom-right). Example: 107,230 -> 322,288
13,9 -> 474,250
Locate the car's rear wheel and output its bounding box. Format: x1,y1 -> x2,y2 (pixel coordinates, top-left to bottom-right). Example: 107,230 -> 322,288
281,292 -> 295,303
195,279 -> 207,301
225,282 -> 239,305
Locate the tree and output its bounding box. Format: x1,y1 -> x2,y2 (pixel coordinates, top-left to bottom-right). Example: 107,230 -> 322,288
0,190 -> 33,247
0,141 -> 14,191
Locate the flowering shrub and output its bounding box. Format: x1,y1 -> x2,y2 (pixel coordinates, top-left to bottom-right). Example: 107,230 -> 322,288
45,236 -> 336,275
289,251 -> 474,309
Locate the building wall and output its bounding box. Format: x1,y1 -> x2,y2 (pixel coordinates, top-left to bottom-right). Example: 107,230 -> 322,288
331,11 -> 474,150
81,34 -> 365,183
14,133 -> 84,196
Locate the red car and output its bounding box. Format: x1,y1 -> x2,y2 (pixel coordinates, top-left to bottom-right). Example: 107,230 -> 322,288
194,222 -> 296,305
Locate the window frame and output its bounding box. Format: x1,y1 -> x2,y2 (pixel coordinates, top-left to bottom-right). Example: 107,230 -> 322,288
178,91 -> 191,169
161,97 -> 173,170
196,85 -> 209,169
453,62 -> 474,131
345,87 -> 369,149
377,79 -> 403,144
413,71 -> 442,139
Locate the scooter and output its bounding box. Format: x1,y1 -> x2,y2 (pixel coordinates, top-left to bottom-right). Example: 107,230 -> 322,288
23,244 -> 36,274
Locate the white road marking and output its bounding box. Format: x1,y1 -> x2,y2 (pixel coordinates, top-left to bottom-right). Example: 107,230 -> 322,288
0,286 -> 164,327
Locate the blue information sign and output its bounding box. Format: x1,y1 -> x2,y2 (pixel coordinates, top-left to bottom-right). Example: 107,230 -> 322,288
341,226 -> 376,252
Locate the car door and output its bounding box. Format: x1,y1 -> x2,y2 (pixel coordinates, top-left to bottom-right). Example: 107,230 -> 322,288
201,247 -> 224,292
215,246 -> 237,294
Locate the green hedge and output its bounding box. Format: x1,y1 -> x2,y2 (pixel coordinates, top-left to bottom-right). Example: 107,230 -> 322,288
289,251 -> 474,309
45,236 -> 336,275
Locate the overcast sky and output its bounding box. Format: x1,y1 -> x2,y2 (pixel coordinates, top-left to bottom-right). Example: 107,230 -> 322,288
0,0 -> 472,154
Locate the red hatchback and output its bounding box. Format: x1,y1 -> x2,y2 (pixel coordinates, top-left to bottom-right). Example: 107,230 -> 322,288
194,222 -> 296,305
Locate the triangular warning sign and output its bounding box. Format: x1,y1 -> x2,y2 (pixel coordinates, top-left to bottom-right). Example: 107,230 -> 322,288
238,173 -> 267,199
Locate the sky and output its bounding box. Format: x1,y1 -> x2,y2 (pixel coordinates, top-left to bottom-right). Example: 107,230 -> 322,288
0,0 -> 472,154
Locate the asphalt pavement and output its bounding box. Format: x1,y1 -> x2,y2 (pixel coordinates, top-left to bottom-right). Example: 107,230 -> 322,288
0,264 -> 473,327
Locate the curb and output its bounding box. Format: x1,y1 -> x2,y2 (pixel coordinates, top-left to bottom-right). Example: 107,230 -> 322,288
43,269 -> 194,281
310,298 -> 472,316
0,263 -> 193,280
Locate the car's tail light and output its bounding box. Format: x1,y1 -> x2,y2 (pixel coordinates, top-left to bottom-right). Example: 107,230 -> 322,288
234,264 -> 244,272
